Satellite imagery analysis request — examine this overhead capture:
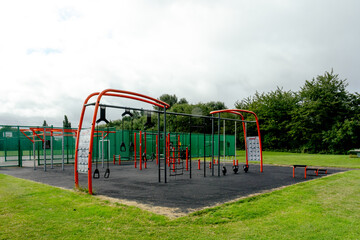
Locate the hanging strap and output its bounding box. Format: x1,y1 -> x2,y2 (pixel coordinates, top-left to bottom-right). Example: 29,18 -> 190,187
93,107 -> 109,179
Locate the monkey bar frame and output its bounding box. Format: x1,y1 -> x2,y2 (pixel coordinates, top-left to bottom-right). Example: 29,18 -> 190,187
74,89 -> 170,195
210,109 -> 263,173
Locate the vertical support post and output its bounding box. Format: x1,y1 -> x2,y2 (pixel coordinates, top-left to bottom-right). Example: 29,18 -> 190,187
156,135 -> 159,165
203,123 -> 206,178
144,132 -> 147,160
33,135 -> 36,170
217,114 -> 221,176
101,131 -> 104,168
17,127 -> 22,167
37,139 -> 40,166
223,120 -> 225,162
189,117 -> 192,179
172,150 -> 175,172
134,132 -> 137,168
235,121 -> 237,164
211,117 -> 214,176
62,128 -> 65,171
43,128 -> 46,172
163,107 -> 167,183
139,130 -> 142,170
167,134 -> 170,167
4,136 -> 7,162
186,147 -> 188,171
50,130 -> 54,169
245,122 -> 248,167
157,112 -> 161,182
293,166 -> 295,178
178,134 -> 180,164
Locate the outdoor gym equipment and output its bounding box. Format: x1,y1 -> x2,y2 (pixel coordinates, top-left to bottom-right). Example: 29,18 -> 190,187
232,165 -> 239,174
93,108 -> 112,179
121,109 -> 133,152
222,166 -> 227,175
292,165 -> 328,178
19,127 -> 77,171
74,89 -> 170,195
120,120 -> 126,152
210,109 -> 263,173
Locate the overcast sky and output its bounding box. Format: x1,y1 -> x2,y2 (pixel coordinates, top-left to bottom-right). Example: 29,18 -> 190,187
1,0 -> 359,127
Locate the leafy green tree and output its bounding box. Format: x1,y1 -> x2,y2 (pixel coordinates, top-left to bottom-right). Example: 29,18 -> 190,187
178,98 -> 188,104
289,70 -> 351,152
159,94 -> 178,108
236,87 -> 298,150
63,115 -> 71,128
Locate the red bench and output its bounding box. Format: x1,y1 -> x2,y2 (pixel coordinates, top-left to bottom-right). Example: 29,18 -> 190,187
293,165 -> 307,178
293,165 -> 328,179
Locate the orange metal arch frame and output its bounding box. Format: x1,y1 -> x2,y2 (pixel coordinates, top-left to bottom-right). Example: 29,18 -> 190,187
74,89 -> 170,194
210,109 -> 263,173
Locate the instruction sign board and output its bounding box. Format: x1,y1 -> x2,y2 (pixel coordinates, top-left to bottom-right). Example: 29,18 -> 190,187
77,129 -> 91,173
247,136 -> 261,161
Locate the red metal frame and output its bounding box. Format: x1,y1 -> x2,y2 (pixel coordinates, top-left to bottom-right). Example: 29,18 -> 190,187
210,109 -> 263,172
20,127 -> 78,144
74,89 -> 170,194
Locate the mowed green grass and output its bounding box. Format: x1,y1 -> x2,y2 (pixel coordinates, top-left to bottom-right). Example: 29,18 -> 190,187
236,150 -> 360,169
1,169 -> 359,239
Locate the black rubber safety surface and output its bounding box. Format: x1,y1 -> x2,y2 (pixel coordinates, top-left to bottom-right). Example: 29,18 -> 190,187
0,161 -> 345,214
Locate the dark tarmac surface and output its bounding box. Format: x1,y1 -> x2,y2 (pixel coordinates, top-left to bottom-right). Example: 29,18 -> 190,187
0,161 -> 345,214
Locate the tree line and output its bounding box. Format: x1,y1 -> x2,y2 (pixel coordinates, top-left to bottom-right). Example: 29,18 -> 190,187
236,70 -> 360,154
94,70 -> 360,154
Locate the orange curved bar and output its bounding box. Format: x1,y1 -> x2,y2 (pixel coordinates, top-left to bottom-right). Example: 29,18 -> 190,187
74,92 -> 100,188
210,109 -> 263,172
75,89 -> 170,194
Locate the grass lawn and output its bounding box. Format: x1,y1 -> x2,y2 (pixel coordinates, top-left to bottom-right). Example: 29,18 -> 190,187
234,150 -> 360,169
1,168 -> 359,239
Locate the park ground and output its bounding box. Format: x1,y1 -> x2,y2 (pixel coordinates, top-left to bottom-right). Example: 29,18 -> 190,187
0,151 -> 359,239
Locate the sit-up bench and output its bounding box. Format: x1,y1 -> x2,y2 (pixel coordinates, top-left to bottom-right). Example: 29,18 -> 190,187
293,165 -> 307,178
293,165 -> 328,179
